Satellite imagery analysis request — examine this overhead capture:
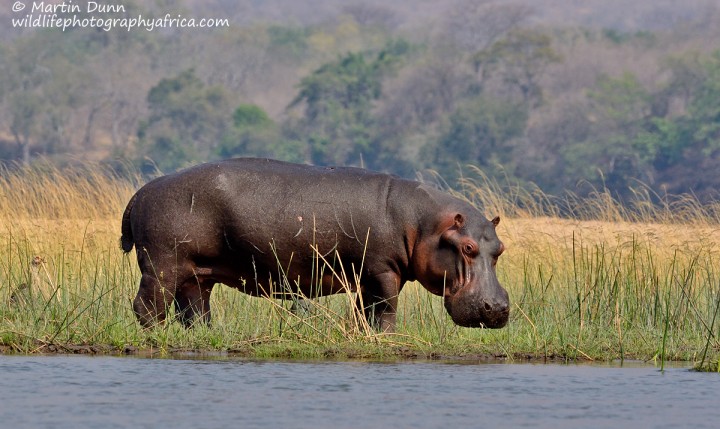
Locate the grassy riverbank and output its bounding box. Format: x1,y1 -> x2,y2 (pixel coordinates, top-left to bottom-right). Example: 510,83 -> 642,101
2,163 -> 720,370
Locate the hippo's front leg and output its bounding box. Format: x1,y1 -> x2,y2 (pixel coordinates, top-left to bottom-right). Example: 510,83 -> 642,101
357,272 -> 402,332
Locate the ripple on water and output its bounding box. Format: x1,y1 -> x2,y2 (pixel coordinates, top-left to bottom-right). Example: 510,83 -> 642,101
0,356 -> 718,429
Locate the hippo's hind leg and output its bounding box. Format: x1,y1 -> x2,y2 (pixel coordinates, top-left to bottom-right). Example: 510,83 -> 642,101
174,279 -> 214,328
133,273 -> 175,328
132,249 -> 182,328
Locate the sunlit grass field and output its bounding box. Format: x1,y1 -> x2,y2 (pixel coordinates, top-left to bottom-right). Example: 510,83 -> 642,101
2,162 -> 720,370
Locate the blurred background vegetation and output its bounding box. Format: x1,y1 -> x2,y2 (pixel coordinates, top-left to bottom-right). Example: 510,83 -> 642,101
2,0 -> 720,201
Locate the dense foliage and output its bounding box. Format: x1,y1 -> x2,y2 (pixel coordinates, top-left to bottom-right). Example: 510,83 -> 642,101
2,0 -> 720,199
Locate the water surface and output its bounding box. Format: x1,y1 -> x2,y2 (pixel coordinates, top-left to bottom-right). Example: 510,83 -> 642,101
0,355 -> 717,428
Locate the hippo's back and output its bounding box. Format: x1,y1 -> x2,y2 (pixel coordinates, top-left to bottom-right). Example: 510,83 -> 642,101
193,158 -> 399,216
122,158 -> 413,260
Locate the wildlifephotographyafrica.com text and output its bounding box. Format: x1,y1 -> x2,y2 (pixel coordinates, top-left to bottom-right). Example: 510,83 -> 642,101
10,1 -> 230,32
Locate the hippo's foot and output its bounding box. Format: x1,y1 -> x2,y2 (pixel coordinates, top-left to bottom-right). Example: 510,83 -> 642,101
355,292 -> 397,333
174,281 -> 214,328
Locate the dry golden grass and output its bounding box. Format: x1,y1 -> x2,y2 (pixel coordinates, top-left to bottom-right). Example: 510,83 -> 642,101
0,160 -> 137,219
2,162 -> 720,366
499,217 -> 720,261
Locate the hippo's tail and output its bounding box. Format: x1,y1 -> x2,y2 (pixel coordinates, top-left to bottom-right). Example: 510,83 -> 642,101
120,192 -> 138,253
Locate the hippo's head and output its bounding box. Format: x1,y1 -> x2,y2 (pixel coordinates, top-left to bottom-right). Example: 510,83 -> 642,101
414,212 -> 509,328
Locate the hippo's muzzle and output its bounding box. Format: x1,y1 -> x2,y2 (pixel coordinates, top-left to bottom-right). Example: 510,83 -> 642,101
444,279 -> 510,328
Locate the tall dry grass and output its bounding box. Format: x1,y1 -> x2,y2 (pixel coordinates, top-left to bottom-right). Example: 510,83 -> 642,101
1,162 -> 719,367
0,160 -> 139,219
451,165 -> 720,225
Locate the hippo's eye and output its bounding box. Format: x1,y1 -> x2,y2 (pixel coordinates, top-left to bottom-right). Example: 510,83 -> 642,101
462,243 -> 476,255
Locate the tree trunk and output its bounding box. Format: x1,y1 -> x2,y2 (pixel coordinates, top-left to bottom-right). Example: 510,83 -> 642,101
12,129 -> 31,165
22,142 -> 30,165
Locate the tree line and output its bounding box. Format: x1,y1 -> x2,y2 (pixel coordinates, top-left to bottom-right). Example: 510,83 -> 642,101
2,0 -> 720,200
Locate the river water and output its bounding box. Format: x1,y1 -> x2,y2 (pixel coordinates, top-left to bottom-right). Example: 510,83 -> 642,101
0,355 -> 717,428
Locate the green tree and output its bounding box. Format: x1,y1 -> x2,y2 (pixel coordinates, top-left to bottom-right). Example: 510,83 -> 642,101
558,54 -> 720,197
562,72 -> 658,193
589,72 -> 651,127
217,104 -> 306,163
232,104 -> 273,128
688,51 -> 720,153
288,41 -> 409,166
290,52 -> 378,165
137,70 -> 230,172
649,50 -> 720,196
427,96 -> 528,179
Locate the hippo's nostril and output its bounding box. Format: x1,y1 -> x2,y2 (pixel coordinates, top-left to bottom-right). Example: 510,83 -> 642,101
484,302 -> 492,312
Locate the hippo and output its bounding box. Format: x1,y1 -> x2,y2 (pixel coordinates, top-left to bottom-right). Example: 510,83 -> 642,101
120,158 -> 509,331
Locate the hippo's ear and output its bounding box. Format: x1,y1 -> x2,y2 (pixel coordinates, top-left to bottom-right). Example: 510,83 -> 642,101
441,214 -> 465,246
491,216 -> 500,227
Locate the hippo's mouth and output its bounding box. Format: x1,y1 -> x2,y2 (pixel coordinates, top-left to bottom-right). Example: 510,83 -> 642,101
443,279 -> 510,329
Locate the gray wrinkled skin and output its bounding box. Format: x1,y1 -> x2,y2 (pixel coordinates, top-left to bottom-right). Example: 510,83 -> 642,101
121,158 -> 509,331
